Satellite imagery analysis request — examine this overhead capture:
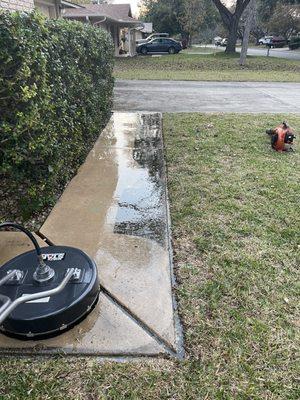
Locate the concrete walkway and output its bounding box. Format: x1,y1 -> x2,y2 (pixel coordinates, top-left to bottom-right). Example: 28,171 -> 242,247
0,113 -> 181,357
114,80 -> 300,113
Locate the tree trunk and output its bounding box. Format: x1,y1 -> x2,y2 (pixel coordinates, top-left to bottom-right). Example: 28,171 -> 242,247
212,0 -> 251,55
239,0 -> 255,65
225,17 -> 239,54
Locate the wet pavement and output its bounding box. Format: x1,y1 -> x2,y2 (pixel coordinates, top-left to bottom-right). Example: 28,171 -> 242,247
0,112 -> 180,357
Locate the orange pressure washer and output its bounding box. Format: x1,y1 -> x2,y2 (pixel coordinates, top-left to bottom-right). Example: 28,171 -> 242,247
266,122 -> 296,152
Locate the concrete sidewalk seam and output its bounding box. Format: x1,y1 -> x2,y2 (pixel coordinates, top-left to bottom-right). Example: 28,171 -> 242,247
100,285 -> 181,359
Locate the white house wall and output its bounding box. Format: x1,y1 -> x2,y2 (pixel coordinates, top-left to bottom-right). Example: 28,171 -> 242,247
0,0 -> 34,12
0,0 -> 59,17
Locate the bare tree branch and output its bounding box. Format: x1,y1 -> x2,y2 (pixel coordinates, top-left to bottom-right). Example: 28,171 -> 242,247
211,0 -> 253,53
211,0 -> 232,27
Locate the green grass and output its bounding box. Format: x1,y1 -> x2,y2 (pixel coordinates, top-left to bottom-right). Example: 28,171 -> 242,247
182,46 -> 222,54
1,114 -> 300,399
115,52 -> 300,82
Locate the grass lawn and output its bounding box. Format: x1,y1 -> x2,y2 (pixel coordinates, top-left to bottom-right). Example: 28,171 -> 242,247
114,52 -> 300,82
0,114 -> 299,399
182,46 -> 223,54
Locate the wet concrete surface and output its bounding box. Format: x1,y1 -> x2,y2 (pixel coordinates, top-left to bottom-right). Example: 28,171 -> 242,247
112,145 -> 166,245
0,112 -> 179,356
114,118 -> 165,242
0,292 -> 165,356
114,80 -> 300,113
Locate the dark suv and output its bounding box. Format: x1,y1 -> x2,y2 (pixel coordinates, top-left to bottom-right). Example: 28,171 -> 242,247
268,36 -> 286,48
136,33 -> 169,46
137,38 -> 182,55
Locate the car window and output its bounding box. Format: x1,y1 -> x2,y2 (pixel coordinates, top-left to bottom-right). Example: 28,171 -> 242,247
150,34 -> 168,39
162,39 -> 171,44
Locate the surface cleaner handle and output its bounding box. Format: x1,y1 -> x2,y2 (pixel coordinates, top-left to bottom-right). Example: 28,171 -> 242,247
0,268 -> 75,325
0,294 -> 11,316
0,270 -> 20,287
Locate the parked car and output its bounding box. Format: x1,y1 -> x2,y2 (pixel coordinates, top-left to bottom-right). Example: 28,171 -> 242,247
220,38 -> 228,47
269,36 -> 286,48
137,38 -> 182,55
214,36 -> 222,46
258,36 -> 273,45
136,33 -> 169,46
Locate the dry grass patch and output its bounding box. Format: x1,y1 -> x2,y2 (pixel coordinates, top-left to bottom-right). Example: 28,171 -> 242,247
114,53 -> 300,82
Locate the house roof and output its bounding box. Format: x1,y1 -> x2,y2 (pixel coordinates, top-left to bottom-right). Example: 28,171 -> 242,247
61,0 -> 85,9
62,3 -> 141,25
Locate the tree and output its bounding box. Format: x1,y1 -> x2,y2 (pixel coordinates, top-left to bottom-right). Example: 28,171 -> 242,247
141,0 -> 183,36
258,0 -> 299,24
211,0 -> 251,53
178,0 -> 204,45
267,3 -> 300,39
141,0 -> 219,42
238,0 -> 263,45
239,0 -> 255,65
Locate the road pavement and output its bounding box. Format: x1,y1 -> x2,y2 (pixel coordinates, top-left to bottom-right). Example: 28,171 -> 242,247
195,45 -> 300,61
114,80 -> 300,113
242,46 -> 300,61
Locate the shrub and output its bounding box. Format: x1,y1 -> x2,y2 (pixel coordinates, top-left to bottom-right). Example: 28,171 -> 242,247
0,12 -> 114,221
289,36 -> 300,50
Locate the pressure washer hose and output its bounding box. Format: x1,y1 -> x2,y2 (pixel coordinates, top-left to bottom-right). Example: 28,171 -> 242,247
0,222 -> 42,256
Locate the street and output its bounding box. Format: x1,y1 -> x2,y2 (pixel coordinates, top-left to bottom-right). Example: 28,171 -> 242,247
114,80 -> 300,113
242,46 -> 300,61
193,45 -> 300,61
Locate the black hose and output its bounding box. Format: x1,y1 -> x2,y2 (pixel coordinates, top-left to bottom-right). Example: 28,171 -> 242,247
0,222 -> 41,256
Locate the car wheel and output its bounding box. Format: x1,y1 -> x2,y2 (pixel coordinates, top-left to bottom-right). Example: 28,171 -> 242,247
168,47 -> 175,55
141,47 -> 147,55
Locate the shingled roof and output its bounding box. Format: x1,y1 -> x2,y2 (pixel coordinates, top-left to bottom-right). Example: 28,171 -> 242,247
62,3 -> 139,24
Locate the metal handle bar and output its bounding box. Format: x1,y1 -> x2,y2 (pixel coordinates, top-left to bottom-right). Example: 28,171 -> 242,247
0,294 -> 11,316
0,268 -> 75,325
0,270 -> 19,287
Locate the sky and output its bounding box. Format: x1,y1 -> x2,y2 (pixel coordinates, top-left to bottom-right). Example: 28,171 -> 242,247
110,0 -> 140,16
109,0 -> 234,18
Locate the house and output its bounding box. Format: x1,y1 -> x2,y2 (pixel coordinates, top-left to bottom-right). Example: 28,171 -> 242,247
62,3 -> 143,56
0,1 -> 143,56
0,0 -> 61,18
135,22 -> 153,42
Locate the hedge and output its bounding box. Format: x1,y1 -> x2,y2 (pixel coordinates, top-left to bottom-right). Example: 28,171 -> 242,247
289,36 -> 300,50
0,12 -> 114,221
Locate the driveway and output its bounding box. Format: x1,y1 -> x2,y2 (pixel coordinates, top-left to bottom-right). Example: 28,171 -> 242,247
114,80 -> 300,113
